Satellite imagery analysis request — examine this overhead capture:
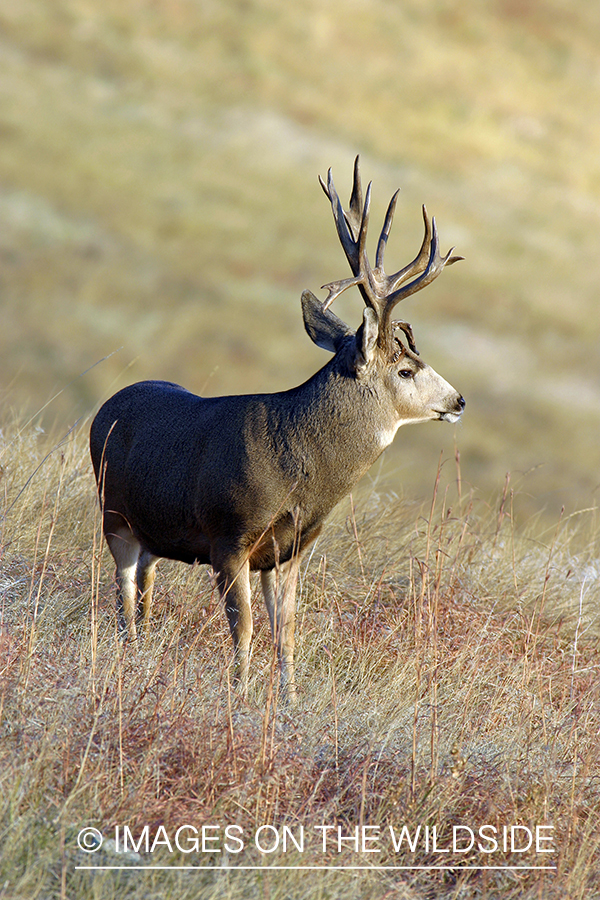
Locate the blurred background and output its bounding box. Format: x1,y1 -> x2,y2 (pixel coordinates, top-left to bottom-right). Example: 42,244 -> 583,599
0,0 -> 599,524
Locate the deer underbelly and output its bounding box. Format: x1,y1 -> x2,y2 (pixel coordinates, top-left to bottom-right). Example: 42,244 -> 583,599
132,521 -> 212,566
247,520 -> 322,571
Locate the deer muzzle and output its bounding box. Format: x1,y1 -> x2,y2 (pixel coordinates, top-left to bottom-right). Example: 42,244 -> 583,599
436,394 -> 466,424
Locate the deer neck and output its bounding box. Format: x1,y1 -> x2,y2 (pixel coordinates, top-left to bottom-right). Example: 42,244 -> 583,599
275,354 -> 396,489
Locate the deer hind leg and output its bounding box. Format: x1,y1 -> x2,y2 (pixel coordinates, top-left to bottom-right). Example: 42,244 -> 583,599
136,550 -> 158,637
104,517 -> 141,642
213,555 -> 253,696
261,556 -> 300,704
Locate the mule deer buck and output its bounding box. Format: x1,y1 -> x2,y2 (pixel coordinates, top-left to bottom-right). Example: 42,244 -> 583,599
90,157 -> 465,702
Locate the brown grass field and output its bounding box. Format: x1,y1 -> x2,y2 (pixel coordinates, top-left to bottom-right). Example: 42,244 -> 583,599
0,418 -> 598,898
1,0 -> 600,897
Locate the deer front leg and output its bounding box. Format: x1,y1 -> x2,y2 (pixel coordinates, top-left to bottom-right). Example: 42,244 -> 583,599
214,556 -> 253,696
261,557 -> 300,704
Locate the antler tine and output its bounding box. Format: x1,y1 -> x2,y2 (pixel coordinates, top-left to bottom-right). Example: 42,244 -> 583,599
321,273 -> 364,310
320,156 -> 364,242
356,180 -> 372,275
347,154 -> 364,239
384,204 -> 433,292
375,189 -> 399,271
392,320 -> 419,354
380,217 -> 463,328
319,168 -> 359,271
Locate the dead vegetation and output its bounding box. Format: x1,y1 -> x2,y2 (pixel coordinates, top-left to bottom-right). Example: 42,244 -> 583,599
0,419 -> 598,898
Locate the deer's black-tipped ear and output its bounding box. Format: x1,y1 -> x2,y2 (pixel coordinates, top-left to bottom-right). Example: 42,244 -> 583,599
301,290 -> 353,353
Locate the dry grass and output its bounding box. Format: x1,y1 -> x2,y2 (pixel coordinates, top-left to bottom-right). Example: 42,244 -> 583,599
1,418 -> 599,899
2,12 -> 600,895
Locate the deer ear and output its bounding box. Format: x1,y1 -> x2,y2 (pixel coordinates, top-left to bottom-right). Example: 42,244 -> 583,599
301,290 -> 353,353
354,307 -> 379,370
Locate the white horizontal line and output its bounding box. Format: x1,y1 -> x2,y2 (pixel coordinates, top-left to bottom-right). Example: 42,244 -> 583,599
75,864 -> 557,872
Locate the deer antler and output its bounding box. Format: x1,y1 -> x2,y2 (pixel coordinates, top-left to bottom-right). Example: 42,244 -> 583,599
319,156 -> 463,354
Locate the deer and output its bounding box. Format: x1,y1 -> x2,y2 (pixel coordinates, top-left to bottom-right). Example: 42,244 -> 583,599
90,157 -> 465,703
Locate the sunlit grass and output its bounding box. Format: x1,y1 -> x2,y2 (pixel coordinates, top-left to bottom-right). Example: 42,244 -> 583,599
0,418 -> 598,898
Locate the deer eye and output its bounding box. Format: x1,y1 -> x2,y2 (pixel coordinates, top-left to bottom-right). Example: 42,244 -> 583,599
398,369 -> 414,380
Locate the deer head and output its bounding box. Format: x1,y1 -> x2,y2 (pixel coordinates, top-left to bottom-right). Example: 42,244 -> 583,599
301,157 -> 465,433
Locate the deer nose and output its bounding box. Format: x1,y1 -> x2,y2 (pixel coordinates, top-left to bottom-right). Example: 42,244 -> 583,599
456,395 -> 466,411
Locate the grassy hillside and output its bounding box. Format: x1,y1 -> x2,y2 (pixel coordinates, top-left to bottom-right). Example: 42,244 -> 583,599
0,0 -> 599,520
1,6 -> 600,894
0,421 -> 599,898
